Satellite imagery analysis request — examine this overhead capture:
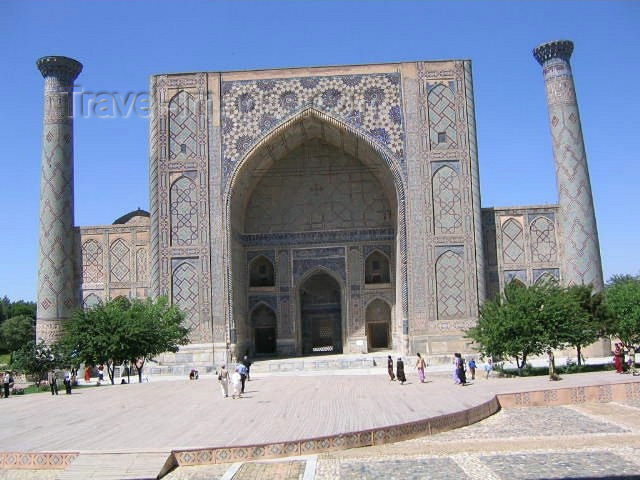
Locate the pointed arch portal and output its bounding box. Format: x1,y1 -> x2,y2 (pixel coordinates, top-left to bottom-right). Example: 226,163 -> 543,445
225,108 -> 406,357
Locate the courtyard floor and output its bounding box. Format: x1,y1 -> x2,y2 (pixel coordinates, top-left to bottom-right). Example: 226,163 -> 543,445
1,367 -> 639,479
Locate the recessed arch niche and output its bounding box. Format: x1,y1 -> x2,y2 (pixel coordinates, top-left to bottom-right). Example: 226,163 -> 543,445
225,108 -> 405,357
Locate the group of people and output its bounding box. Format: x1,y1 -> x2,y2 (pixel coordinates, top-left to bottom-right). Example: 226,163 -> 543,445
386,354 -> 428,384
217,355 -> 252,399
387,354 -> 492,386
614,342 -> 637,375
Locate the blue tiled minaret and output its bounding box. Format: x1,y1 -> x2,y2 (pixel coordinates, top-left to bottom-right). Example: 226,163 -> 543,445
533,41 -> 604,291
36,56 -> 83,343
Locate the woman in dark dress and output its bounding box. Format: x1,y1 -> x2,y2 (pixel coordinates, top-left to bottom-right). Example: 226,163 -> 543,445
387,355 -> 396,381
396,357 -> 406,384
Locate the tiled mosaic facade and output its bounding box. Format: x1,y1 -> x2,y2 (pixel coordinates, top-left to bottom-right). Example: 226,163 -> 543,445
482,206 -> 561,300
39,41 -> 604,361
75,211 -> 151,306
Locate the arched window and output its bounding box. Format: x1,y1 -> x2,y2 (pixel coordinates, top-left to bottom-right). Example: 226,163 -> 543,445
249,256 -> 275,287
365,251 -> 390,284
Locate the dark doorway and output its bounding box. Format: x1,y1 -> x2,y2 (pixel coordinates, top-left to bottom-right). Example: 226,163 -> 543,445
366,299 -> 391,350
251,304 -> 277,356
368,323 -> 389,349
255,326 -> 276,354
301,272 -> 342,355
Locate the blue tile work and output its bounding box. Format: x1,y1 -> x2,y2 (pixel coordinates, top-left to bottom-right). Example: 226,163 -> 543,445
249,295 -> 277,312
239,228 -> 395,247
221,73 -> 405,185
247,250 -> 276,263
293,247 -> 345,259
533,268 -> 560,283
293,257 -> 346,282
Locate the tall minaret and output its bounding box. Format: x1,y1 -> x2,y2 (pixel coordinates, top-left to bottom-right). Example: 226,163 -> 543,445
533,41 -> 604,292
36,56 -> 83,343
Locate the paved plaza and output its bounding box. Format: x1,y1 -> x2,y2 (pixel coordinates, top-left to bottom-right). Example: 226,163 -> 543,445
1,367 -> 640,479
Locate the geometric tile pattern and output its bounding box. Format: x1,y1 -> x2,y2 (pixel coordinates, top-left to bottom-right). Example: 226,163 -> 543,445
170,176 -> 198,246
501,218 -> 524,263
172,262 -> 199,332
432,165 -> 462,234
109,238 -> 130,283
168,91 -> 197,160
428,83 -> 457,149
436,250 -> 466,319
36,57 -> 82,343
136,247 -> 147,282
0,452 -> 78,470
82,239 -> 104,283
535,42 -> 603,291
530,216 -> 557,262
221,73 -> 404,184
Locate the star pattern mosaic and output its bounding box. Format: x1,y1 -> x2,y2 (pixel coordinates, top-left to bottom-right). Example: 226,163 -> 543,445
221,73 -> 405,183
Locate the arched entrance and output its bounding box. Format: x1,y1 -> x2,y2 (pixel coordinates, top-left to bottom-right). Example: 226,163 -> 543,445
366,299 -> 391,350
251,304 -> 277,355
300,272 -> 342,355
226,108 -> 406,358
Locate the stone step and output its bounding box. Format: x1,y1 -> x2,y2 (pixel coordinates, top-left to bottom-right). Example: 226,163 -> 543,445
56,452 -> 172,480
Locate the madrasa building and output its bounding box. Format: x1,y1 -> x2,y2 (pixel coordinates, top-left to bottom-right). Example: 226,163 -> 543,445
34,40 -> 605,367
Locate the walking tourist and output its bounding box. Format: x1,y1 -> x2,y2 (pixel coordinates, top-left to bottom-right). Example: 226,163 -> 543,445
468,358 -> 476,380
242,355 -> 252,381
236,362 -> 248,393
628,345 -> 637,375
415,352 -> 426,383
396,357 -> 406,384
48,369 -> 59,395
387,355 -> 396,381
2,371 -> 14,398
218,365 -> 230,398
63,369 -> 72,394
231,370 -> 242,399
614,343 -> 623,373
454,353 -> 466,385
484,358 -> 493,379
98,364 -> 104,383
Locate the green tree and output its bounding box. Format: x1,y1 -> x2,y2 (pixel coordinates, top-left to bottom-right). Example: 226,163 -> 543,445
0,296 -> 36,354
0,315 -> 35,359
11,340 -> 67,385
58,297 -> 189,384
125,297 -> 190,383
606,274 -> 640,346
557,285 -> 611,365
467,282 -> 554,370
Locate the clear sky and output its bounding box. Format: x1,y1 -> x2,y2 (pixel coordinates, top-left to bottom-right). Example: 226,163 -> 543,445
1,0 -> 638,301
